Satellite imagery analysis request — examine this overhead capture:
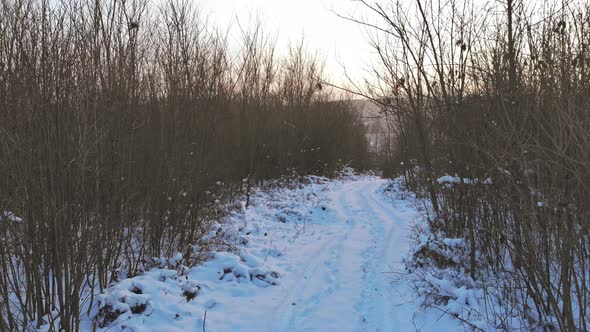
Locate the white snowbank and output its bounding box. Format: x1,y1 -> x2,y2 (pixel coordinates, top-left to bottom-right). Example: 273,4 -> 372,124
85,175 -> 329,331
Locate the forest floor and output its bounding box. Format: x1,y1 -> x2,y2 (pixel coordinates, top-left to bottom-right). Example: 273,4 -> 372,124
88,174 -> 461,332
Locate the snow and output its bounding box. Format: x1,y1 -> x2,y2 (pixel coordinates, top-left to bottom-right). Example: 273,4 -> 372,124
437,175 -> 464,184
86,174 -> 461,332
400,173 -> 538,331
1,210 -> 22,222
437,175 -> 493,185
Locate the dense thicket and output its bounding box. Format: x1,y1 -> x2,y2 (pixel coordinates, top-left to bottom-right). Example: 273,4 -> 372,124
0,0 -> 368,330
360,0 -> 589,330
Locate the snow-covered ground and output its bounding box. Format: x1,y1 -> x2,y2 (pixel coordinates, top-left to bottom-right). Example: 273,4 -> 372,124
88,174 -> 461,332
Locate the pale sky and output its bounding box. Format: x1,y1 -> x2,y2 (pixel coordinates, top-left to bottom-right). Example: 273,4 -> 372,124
201,0 -> 377,87
190,0 -> 557,89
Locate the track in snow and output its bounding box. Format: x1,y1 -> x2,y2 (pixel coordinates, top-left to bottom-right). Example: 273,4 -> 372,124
264,177 -> 420,332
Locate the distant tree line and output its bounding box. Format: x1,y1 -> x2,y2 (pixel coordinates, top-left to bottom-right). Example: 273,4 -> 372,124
355,0 -> 589,330
0,0 -> 369,330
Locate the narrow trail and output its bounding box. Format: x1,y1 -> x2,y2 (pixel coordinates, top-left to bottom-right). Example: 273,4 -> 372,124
89,175 -> 462,332
266,177 -> 418,332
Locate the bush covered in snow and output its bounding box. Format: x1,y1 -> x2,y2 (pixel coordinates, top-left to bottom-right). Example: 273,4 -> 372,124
390,174 -> 581,331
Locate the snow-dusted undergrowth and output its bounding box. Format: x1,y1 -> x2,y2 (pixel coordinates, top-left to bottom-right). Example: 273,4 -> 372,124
79,174 -> 332,331
390,175 -> 532,331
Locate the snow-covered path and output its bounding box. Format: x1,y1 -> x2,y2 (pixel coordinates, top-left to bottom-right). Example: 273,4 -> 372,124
204,176 -> 455,332
267,178 -> 410,331
92,175 -> 460,332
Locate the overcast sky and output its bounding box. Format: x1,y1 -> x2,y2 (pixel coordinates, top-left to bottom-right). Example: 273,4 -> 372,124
201,0 -> 377,87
